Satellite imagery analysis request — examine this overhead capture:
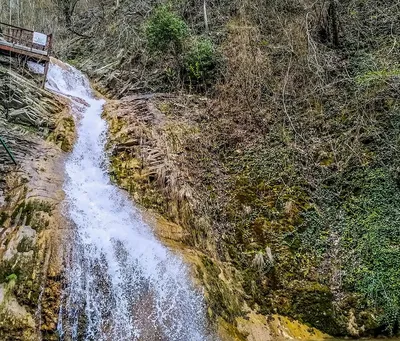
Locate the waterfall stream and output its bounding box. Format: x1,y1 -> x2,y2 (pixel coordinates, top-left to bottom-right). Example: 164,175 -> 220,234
45,61 -> 210,341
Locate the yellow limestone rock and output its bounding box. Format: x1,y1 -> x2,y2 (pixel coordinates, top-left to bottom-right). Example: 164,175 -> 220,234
233,312 -> 331,341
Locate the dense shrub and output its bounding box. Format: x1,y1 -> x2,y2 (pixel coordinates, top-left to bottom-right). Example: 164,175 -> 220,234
145,5 -> 188,53
183,37 -> 218,85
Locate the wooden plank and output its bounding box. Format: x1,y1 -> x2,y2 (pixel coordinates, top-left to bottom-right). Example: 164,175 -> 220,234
0,40 -> 48,56
0,21 -> 35,33
0,44 -> 49,62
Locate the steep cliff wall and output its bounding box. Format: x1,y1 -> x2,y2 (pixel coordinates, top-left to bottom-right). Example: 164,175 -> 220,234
0,58 -> 74,340
103,95 -> 333,341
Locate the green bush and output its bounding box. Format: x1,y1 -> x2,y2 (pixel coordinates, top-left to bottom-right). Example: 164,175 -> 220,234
183,37 -> 218,84
145,5 -> 188,53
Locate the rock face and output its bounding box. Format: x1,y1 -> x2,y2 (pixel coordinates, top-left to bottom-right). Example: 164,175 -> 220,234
0,57 -> 74,340
103,95 -> 331,341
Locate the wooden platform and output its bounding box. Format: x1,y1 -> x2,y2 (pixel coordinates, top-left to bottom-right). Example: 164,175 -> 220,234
0,22 -> 52,86
0,39 -> 49,59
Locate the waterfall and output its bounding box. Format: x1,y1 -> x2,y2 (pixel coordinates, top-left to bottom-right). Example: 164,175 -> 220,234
45,61 -> 211,341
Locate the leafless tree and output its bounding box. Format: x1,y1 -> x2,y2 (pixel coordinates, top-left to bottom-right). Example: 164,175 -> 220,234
55,0 -> 80,27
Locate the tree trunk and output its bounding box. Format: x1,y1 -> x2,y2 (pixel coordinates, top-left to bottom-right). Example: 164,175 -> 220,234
329,0 -> 339,47
203,0 -> 209,33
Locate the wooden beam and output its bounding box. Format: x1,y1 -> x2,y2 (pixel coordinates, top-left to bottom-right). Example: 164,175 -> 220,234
0,21 -> 35,33
0,44 -> 49,62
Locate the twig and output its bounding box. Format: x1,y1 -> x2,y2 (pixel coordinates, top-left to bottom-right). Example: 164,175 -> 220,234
67,27 -> 92,39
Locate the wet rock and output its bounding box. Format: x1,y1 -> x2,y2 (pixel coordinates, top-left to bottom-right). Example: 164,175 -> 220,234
0,59 -> 74,340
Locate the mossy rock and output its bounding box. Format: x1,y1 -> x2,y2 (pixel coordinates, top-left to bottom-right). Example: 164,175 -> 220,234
198,255 -> 243,323
280,281 -> 345,335
11,199 -> 53,232
47,115 -> 75,152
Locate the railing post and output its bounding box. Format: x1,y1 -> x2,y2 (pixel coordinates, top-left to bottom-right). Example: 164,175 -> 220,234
43,60 -> 50,89
47,33 -> 53,56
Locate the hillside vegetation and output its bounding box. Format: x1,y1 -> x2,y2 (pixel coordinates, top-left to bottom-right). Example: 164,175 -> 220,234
2,0 -> 400,337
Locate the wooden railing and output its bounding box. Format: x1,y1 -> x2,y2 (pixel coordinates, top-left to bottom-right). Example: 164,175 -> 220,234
0,22 -> 53,87
0,22 -> 52,57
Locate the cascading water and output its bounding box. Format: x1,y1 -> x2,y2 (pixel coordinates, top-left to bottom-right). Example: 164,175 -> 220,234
45,61 -> 211,341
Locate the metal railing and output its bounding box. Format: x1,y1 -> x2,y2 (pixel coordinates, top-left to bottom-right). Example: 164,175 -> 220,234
0,136 -> 17,165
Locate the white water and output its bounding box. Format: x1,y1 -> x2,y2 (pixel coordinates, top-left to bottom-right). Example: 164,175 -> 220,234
45,62 -> 211,341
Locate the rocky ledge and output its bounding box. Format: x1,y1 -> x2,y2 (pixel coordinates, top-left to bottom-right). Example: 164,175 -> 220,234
0,57 -> 74,341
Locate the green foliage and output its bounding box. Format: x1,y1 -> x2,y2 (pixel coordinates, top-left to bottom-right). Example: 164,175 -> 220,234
295,168 -> 400,333
145,5 -> 188,53
341,168 -> 400,333
183,37 -> 218,84
355,68 -> 400,86
144,7 -> 220,88
6,273 -> 17,282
